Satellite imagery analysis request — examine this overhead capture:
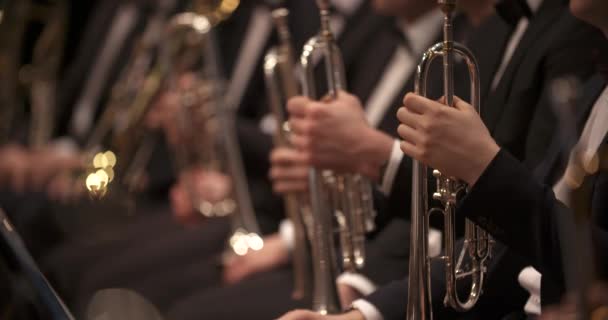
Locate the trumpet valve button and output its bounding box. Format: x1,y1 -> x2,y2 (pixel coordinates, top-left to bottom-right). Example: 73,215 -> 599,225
432,170 -> 442,178
433,192 -> 443,200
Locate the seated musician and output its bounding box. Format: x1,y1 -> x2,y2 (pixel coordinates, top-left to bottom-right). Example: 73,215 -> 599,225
276,0 -> 608,319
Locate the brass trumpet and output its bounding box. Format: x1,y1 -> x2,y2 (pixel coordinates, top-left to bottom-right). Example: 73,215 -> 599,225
299,0 -> 376,314
263,6 -> 311,299
160,2 -> 264,257
407,1 -> 492,319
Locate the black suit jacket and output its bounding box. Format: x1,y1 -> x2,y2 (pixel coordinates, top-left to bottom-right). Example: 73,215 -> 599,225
459,75 -> 608,307
383,0 -> 607,227
362,1 -> 608,317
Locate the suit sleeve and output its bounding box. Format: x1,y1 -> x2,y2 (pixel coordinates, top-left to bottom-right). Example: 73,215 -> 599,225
458,148 -> 577,284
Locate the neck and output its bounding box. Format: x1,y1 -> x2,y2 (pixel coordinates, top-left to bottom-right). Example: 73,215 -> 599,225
399,4 -> 436,24
460,2 -> 495,26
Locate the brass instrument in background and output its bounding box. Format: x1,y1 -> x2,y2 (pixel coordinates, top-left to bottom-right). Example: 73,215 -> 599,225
407,1 -> 492,319
158,2 -> 264,257
263,5 -> 311,300
84,3 -> 173,199
0,0 -> 67,145
299,0 -> 376,314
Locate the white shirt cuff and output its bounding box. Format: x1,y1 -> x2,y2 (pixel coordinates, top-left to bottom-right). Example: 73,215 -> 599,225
336,272 -> 377,296
352,299 -> 384,320
428,228 -> 442,258
380,140 -> 404,195
518,266 -> 542,316
278,219 -> 295,251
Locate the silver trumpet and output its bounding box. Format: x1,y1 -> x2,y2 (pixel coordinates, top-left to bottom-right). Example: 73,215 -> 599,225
263,6 -> 311,300
407,1 -> 492,319
160,4 -> 264,257
299,0 -> 376,314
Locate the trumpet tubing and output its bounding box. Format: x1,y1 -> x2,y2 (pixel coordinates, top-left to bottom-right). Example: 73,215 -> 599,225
299,0 -> 377,314
263,7 -> 312,300
407,1 -> 492,319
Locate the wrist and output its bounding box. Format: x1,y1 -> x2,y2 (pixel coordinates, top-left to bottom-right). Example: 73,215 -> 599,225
466,141 -> 500,186
356,128 -> 393,181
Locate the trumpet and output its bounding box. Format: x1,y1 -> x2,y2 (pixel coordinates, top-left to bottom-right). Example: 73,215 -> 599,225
83,4 -> 170,199
159,2 -> 264,257
263,6 -> 312,300
0,0 -> 67,145
406,1 -> 492,319
299,0 -> 376,314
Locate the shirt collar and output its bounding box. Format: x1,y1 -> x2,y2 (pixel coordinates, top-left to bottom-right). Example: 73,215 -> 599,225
398,9 -> 444,55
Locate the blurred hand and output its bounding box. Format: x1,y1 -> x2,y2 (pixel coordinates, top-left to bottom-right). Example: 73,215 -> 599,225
397,94 -> 500,186
46,171 -> 84,204
146,73 -> 199,147
222,233 -> 289,284
287,92 -> 393,181
0,144 -> 30,193
269,147 -> 310,195
277,309 -> 365,320
170,168 -> 232,225
28,147 -> 84,192
338,283 -> 364,309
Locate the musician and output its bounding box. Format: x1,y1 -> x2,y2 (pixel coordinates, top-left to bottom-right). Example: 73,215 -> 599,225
396,0 -> 608,314
274,0 -> 607,319
164,0 -> 446,318
47,0 -> 360,314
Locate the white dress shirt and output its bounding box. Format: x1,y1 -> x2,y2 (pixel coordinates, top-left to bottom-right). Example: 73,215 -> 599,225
491,0 -> 543,90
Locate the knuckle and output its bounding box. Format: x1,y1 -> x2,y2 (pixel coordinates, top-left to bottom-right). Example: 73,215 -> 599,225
309,104 -> 326,120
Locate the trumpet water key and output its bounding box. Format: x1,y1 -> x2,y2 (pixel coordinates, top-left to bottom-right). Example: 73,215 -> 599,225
406,1 -> 492,319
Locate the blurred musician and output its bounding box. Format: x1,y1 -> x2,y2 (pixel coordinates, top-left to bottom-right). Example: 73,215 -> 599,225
44,0 -> 318,315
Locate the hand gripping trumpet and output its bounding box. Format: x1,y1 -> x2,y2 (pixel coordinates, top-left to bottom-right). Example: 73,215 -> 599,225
263,5 -> 312,300
406,1 -> 492,319
299,0 -> 376,314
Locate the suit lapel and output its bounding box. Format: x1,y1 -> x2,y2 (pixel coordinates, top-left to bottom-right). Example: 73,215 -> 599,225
484,0 -> 562,132
338,1 -> 389,70
467,14 -> 514,106
349,24 -> 399,106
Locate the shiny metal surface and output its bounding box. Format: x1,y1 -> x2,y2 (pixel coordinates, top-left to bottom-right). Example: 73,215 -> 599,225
407,1 -> 492,319
298,0 -> 376,313
263,7 -> 311,300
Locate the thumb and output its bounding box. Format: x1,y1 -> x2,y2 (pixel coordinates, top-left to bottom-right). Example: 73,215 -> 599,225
453,96 -> 477,113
